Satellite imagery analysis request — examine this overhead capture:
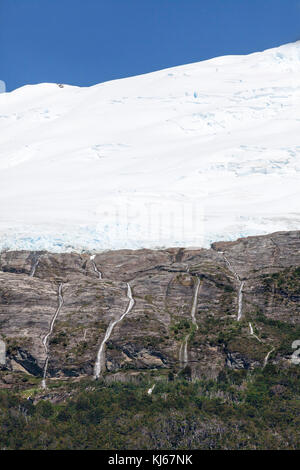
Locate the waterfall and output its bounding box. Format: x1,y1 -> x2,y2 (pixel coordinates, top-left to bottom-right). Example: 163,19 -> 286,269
250,322 -> 274,367
30,255 -> 41,278
191,277 -> 201,330
94,283 -> 135,379
249,322 -> 263,343
179,276 -> 201,368
41,283 -> 64,389
90,255 -> 102,279
263,347 -> 275,369
0,339 -> 6,366
179,335 -> 189,368
223,254 -> 244,321
250,322 -> 274,365
147,384 -> 156,395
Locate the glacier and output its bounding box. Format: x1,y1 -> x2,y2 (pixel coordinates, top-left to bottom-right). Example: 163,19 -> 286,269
0,41 -> 300,252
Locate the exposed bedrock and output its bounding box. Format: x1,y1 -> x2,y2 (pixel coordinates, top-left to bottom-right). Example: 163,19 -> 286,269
0,230 -> 299,385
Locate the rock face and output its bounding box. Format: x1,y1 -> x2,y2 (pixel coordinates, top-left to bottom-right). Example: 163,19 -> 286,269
0,231 -> 299,386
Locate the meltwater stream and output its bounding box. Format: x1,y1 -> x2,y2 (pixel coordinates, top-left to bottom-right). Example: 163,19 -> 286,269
29,255 -> 41,278
94,283 -> 135,379
147,384 -> 156,395
222,254 -> 244,321
179,276 -> 201,368
249,322 -> 263,343
263,347 -> 275,369
90,255 -> 102,279
179,335 -> 189,368
249,322 -> 275,367
191,278 -> 201,330
41,283 -> 64,389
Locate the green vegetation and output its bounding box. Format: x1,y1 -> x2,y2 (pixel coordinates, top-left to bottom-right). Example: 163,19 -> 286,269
0,365 -> 299,450
262,267 -> 300,298
170,318 -> 191,338
248,310 -> 300,355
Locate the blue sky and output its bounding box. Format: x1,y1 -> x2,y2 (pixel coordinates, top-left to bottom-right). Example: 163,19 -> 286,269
1,0 -> 299,91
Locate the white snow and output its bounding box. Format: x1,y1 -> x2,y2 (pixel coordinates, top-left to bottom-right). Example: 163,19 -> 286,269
0,42 -> 300,252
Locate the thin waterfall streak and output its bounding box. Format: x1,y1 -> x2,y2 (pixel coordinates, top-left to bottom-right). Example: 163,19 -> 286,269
92,261 -> 102,279
147,384 -> 156,395
94,283 -> 135,379
179,335 -> 189,368
191,278 -> 201,330
90,255 -> 102,279
30,257 -> 40,278
223,253 -> 244,321
41,283 -> 64,389
223,254 -> 240,282
263,347 -> 275,369
179,276 -> 201,369
249,322 -> 263,343
249,323 -> 273,363
183,335 -> 188,363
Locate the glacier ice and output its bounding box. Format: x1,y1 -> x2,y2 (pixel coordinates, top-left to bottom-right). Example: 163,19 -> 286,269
0,41 -> 300,252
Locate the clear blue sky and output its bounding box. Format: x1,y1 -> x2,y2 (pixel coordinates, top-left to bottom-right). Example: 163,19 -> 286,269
1,0 -> 299,91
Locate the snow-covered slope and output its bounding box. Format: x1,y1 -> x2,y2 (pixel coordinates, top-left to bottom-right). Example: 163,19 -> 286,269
0,42 -> 300,252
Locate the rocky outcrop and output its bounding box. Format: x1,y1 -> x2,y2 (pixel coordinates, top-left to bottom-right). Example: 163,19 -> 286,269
0,230 -> 299,386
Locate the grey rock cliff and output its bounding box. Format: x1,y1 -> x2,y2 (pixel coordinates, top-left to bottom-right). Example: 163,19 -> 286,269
0,230 -> 299,386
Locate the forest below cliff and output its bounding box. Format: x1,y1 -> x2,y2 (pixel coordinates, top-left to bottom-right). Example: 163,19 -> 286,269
0,364 -> 299,450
